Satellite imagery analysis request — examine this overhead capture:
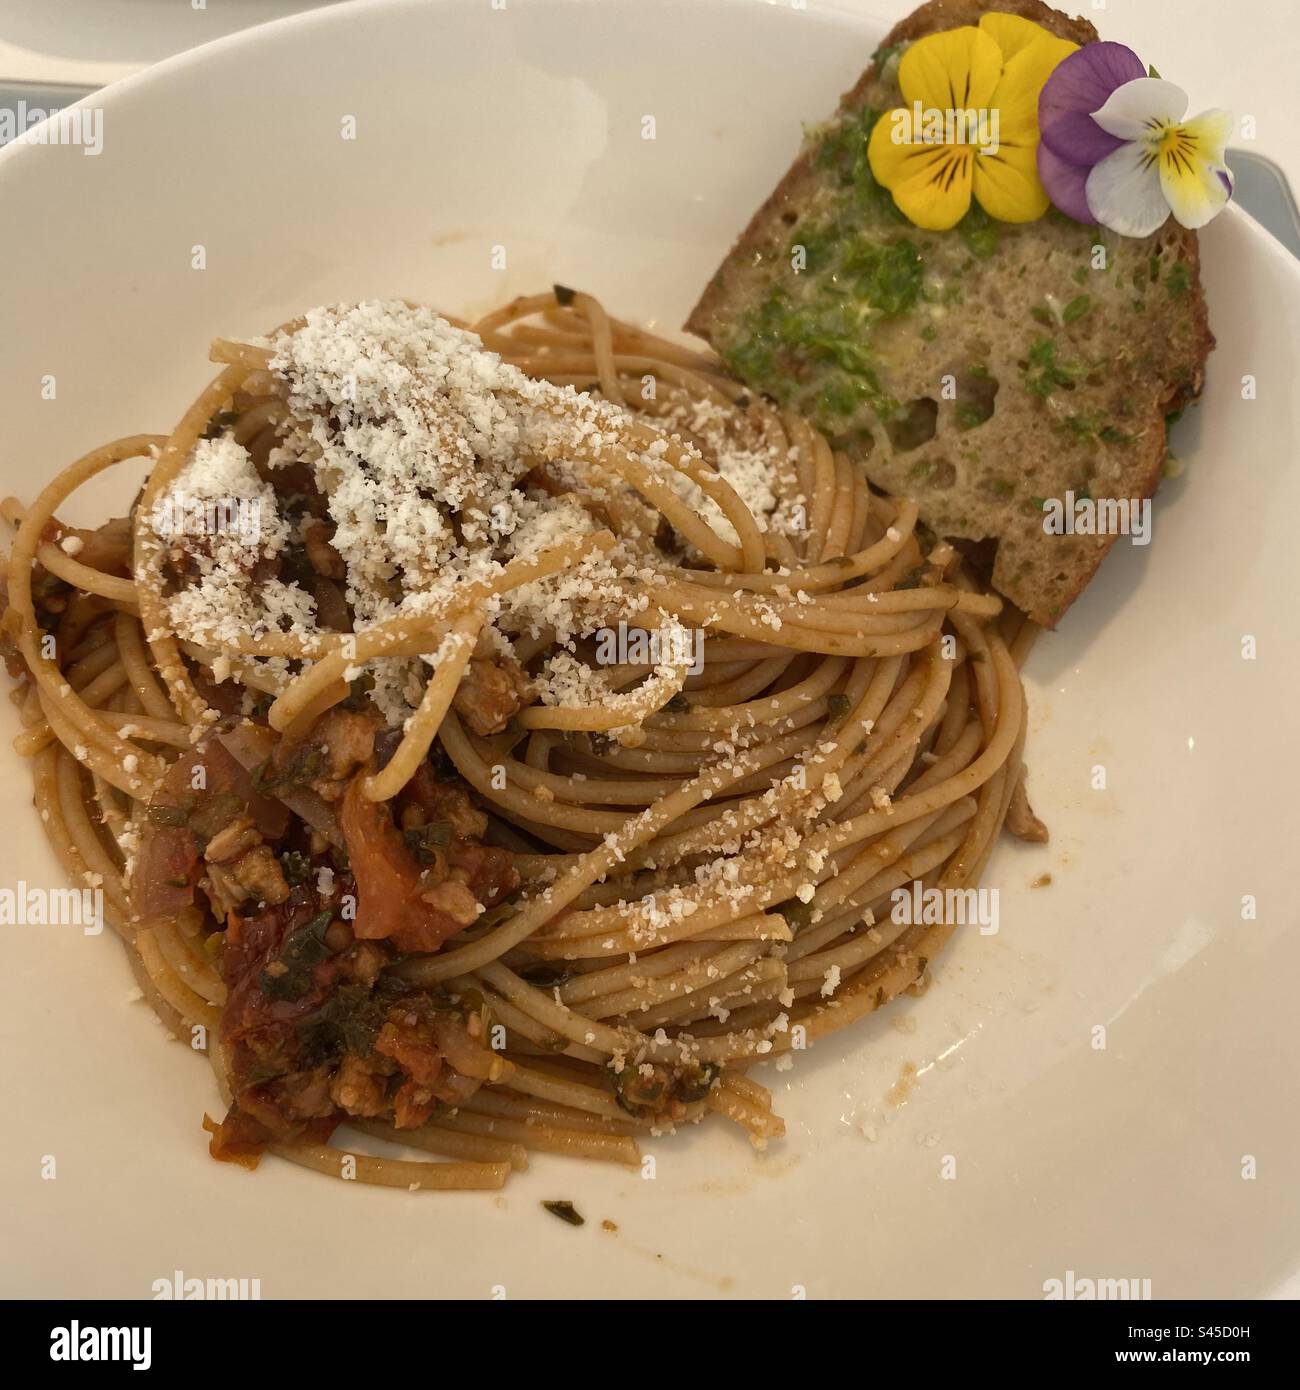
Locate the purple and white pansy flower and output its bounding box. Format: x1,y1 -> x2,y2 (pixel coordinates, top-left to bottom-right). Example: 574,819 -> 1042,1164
1037,41 -> 1234,237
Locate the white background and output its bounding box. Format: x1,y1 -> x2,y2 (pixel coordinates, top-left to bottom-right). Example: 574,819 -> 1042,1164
2,0 -> 1298,195
1,0 -> 1295,1300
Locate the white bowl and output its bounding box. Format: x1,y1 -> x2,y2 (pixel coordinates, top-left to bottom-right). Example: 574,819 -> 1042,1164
1,0 -> 1297,1299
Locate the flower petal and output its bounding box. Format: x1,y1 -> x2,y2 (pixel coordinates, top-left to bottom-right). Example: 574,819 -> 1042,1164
973,141 -> 1051,223
1091,76 -> 1188,141
991,30 -> 1078,148
1037,141 -> 1094,223
898,26 -> 1003,112
869,127 -> 975,231
867,107 -> 919,187
1039,42 -> 1145,162
1085,140 -> 1171,237
1179,107 -> 1234,166
1159,109 -> 1235,229
978,11 -> 1059,62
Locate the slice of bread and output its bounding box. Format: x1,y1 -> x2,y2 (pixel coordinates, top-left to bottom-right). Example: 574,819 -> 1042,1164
686,0 -> 1213,626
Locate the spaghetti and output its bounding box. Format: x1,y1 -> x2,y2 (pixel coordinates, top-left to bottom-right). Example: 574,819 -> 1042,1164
1,288 -> 1042,1192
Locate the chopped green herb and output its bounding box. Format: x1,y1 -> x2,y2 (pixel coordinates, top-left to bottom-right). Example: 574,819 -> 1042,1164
818,374 -> 867,417
1060,412 -> 1101,441
840,236 -> 925,316
1022,337 -> 1077,398
186,791 -> 244,847
201,409 -> 240,440
260,910 -> 336,1002
676,1063 -> 721,1103
1062,294 -> 1091,324
403,820 -> 453,864
251,757 -> 278,796
958,204 -> 1000,259
296,984 -> 385,1062
280,850 -> 312,887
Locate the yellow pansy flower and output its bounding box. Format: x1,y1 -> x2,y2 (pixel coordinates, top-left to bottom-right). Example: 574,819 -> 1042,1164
868,13 -> 1078,231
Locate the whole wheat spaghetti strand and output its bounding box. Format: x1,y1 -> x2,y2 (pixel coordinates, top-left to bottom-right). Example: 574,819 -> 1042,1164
361,610 -> 485,800
2,288 -> 1044,1194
